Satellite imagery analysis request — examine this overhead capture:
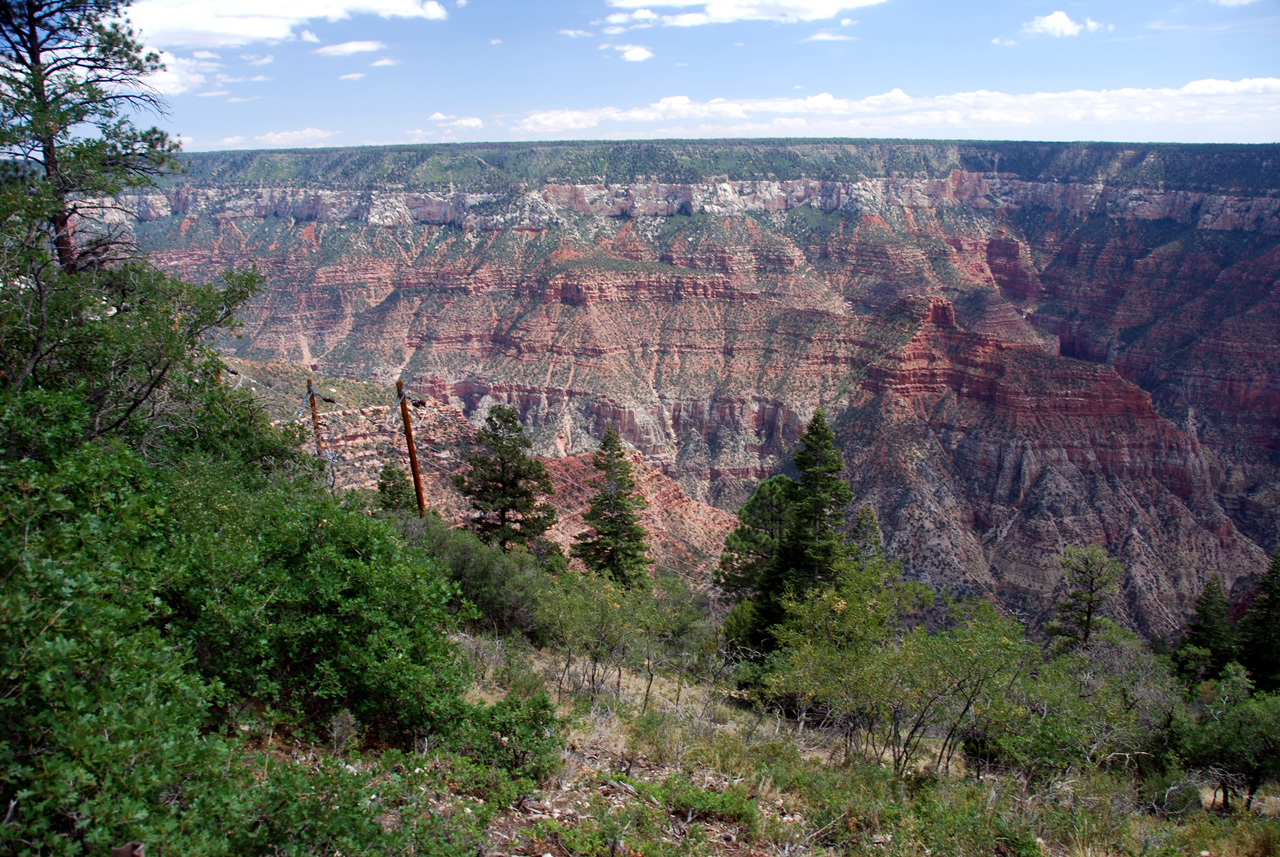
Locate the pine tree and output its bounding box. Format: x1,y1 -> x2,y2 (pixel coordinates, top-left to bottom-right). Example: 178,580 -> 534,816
1238,549 -> 1280,692
0,0 -> 179,271
376,460 -> 417,514
1176,573 -> 1237,683
716,474 -> 796,599
766,410 -> 853,591
572,427 -> 651,588
1046,544 -> 1124,651
848,504 -> 885,560
750,409 -> 854,648
452,405 -> 557,552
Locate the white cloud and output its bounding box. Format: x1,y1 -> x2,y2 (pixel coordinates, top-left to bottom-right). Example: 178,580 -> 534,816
602,0 -> 887,27
599,42 -> 654,61
131,1 -> 447,49
219,135 -> 245,146
300,29 -> 320,42
490,38 -> 502,44
192,49 -> 219,59
511,78 -> 1280,144
560,29 -> 594,37
840,17 -> 855,25
1022,11 -> 1107,37
339,72 -> 366,79
618,44 -> 654,61
313,40 -> 386,56
246,54 -> 274,65
227,96 -> 262,102
992,37 -> 1016,46
1209,0 -> 1262,4
805,31 -> 853,40
197,89 -> 230,96
147,50 -> 221,94
254,127 -> 338,147
372,57 -> 400,65
424,112 -> 484,129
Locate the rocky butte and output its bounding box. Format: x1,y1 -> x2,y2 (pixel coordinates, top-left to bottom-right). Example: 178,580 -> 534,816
120,140 -> 1280,636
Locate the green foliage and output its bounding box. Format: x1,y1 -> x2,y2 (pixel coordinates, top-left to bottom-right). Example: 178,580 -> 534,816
1046,544 -> 1125,651
0,429 -> 217,851
847,503 -> 886,559
1176,573 -> 1238,684
160,458 -> 469,744
441,692 -> 562,785
572,427 -> 651,588
726,410 -> 856,651
377,459 -> 419,513
775,409 -> 853,587
1177,664 -> 1280,809
716,474 -> 794,599
535,568 -> 634,700
0,400 -> 526,854
647,774 -> 758,830
0,258 -> 260,438
971,624 -> 1179,778
452,404 -> 558,553
1238,549 -> 1280,692
396,510 -> 550,636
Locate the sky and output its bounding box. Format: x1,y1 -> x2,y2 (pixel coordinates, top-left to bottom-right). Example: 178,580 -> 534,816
129,0 -> 1280,150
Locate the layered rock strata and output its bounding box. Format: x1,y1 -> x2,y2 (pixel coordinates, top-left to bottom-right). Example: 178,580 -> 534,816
129,141 -> 1280,634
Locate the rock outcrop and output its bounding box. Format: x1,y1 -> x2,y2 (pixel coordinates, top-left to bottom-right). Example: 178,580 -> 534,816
129,141 -> 1280,634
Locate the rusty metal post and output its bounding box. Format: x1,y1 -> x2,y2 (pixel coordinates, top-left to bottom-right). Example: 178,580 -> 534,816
397,379 -> 427,517
307,378 -> 325,457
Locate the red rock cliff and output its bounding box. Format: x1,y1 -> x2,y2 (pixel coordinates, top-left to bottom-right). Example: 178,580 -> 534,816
128,142 -> 1280,635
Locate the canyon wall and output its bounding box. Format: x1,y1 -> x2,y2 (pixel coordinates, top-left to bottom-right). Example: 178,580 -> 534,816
126,140 -> 1280,635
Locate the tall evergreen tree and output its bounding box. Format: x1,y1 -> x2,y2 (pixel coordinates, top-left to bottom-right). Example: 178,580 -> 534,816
1046,544 -> 1124,651
750,409 -> 854,648
848,503 -> 885,560
716,474 -> 796,599
0,0 -> 179,271
1176,573 -> 1237,683
453,405 -> 557,552
376,460 -> 417,514
572,427 -> 651,588
1238,549 -> 1280,692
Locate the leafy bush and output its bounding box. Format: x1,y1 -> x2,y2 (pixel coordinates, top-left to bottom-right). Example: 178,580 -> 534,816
0,388 -> 560,852
442,692 -> 562,785
395,510 -> 553,636
158,458 -> 469,744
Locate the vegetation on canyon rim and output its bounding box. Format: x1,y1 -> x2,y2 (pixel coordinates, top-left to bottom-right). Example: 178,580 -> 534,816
1,1 -> 1279,855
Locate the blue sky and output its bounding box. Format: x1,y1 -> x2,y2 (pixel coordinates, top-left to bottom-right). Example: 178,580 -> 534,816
131,0 -> 1280,149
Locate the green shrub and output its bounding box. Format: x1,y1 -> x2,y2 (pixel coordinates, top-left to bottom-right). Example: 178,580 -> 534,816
396,511 -> 551,637
649,774 -> 758,831
158,459 -> 469,744
442,692 -> 562,785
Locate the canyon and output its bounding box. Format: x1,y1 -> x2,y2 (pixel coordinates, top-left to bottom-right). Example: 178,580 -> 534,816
122,141 -> 1280,635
